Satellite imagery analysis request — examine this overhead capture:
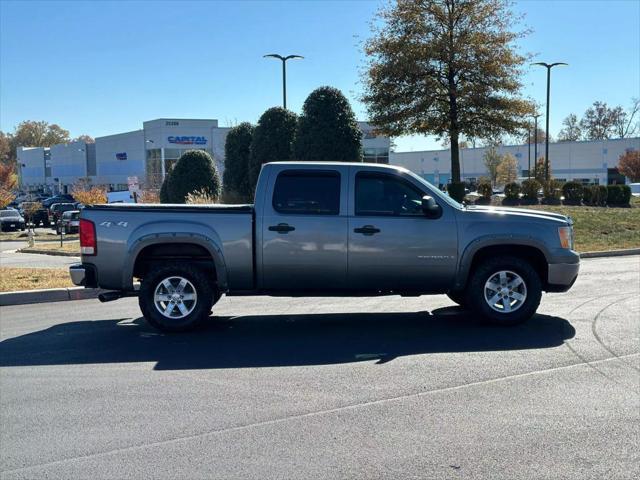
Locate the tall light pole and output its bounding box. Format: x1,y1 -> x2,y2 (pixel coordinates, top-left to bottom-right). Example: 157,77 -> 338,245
533,113 -> 541,179
527,126 -> 531,180
532,62 -> 568,181
263,54 -> 304,109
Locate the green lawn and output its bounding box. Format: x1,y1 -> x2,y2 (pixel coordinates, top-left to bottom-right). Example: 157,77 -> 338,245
476,196 -> 640,253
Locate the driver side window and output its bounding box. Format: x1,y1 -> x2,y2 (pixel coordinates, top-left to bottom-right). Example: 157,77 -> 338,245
355,172 -> 424,216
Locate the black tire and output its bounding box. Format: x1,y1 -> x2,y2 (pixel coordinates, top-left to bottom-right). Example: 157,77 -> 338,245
467,255 -> 542,326
139,262 -> 214,332
446,291 -> 468,309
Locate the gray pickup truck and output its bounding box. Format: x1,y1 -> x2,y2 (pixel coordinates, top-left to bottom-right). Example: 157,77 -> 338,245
70,162 -> 579,331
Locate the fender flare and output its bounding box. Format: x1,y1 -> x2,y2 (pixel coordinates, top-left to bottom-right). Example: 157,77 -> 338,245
453,235 -> 550,290
123,228 -> 228,291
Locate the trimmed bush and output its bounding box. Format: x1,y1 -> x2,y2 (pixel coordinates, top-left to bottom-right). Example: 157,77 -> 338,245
584,185 -> 607,206
607,185 -> 631,205
447,182 -> 466,203
159,177 -> 170,203
250,107 -> 297,192
223,122 -> 254,201
161,150 -> 221,204
293,86 -> 363,162
620,185 -> 632,205
595,185 -> 608,206
504,182 -> 520,200
521,179 -> 541,203
477,182 -> 492,200
562,181 -> 583,205
542,180 -> 562,205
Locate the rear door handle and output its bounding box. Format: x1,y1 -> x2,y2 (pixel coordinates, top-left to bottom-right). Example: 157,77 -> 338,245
268,223 -> 295,233
353,225 -> 380,236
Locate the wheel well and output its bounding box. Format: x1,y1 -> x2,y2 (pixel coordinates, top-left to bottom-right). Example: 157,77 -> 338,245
468,244 -> 548,288
133,243 -> 217,281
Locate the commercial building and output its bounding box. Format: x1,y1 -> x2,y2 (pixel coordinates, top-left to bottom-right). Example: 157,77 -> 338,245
19,116 -> 636,194
390,137 -> 640,187
17,118 -> 391,193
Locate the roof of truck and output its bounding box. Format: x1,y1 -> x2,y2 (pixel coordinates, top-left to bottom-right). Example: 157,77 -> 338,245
265,161 -> 404,170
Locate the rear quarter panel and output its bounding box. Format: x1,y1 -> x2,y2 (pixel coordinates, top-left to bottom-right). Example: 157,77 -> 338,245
81,206 -> 253,291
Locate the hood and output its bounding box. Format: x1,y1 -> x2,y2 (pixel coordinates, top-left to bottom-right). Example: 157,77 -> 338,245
464,205 -> 570,225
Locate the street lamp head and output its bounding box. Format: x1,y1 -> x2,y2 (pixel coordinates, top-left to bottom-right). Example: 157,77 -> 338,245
532,62 -> 568,69
264,54 -> 303,61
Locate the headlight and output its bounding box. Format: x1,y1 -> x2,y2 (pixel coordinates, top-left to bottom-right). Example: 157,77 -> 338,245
558,226 -> 573,249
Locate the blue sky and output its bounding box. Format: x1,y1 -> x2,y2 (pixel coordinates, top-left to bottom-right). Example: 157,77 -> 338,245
1,0 -> 639,152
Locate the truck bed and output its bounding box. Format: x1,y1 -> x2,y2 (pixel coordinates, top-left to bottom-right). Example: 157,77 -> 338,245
81,203 -> 255,291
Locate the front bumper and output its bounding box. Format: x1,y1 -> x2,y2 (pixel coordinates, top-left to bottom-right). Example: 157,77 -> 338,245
1,222 -> 24,231
69,263 -> 98,288
547,261 -> 580,292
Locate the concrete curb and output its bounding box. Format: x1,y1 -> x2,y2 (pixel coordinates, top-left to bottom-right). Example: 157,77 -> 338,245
15,248 -> 79,257
0,287 -> 104,306
579,248 -> 640,258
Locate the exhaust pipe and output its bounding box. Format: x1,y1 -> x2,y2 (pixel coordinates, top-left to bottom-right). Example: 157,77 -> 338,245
98,291 -> 138,303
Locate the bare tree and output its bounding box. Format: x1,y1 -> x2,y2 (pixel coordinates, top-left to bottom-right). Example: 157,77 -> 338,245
558,114 -> 582,142
612,98 -> 640,139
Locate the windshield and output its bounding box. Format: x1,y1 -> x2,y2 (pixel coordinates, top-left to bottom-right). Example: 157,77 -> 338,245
402,168 -> 464,210
0,211 -> 19,218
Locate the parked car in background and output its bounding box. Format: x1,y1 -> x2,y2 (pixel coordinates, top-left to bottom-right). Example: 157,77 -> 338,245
49,203 -> 77,229
42,194 -> 75,208
0,209 -> 26,232
18,202 -> 50,227
629,183 -> 640,197
59,210 -> 80,234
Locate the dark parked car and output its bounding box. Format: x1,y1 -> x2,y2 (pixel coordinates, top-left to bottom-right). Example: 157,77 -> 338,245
42,194 -> 75,208
19,202 -> 50,227
50,202 -> 77,226
59,210 -> 80,234
0,209 -> 26,232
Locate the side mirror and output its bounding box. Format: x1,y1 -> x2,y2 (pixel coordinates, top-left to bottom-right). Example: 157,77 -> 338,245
421,195 -> 442,218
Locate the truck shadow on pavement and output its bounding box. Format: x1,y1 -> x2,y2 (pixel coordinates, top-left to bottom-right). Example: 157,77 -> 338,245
0,308 -> 575,370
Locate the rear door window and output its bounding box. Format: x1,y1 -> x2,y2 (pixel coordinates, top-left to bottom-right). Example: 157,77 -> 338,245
272,170 -> 341,215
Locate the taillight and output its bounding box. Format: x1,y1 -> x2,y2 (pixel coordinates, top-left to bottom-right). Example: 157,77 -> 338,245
79,219 -> 97,255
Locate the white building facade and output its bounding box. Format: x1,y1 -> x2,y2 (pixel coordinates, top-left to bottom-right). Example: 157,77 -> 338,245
390,137 -> 640,187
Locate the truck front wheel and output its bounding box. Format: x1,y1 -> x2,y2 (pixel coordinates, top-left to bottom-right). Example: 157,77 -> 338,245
467,256 -> 542,326
139,263 -> 214,332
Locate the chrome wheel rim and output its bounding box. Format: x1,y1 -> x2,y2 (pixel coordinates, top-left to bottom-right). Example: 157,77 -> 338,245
153,276 -> 198,319
484,270 -> 527,313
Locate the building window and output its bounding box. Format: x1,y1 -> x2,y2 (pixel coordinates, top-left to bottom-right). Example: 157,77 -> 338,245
363,147 -> 390,164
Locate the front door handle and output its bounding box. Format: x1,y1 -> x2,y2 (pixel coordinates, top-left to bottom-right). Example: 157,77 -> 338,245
353,225 -> 380,236
268,223 -> 296,234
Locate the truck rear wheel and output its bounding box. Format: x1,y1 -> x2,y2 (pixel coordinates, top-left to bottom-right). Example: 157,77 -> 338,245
139,263 -> 214,332
467,256 -> 542,326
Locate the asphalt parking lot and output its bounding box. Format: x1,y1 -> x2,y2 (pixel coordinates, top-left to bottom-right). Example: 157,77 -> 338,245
1,256 -> 638,479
